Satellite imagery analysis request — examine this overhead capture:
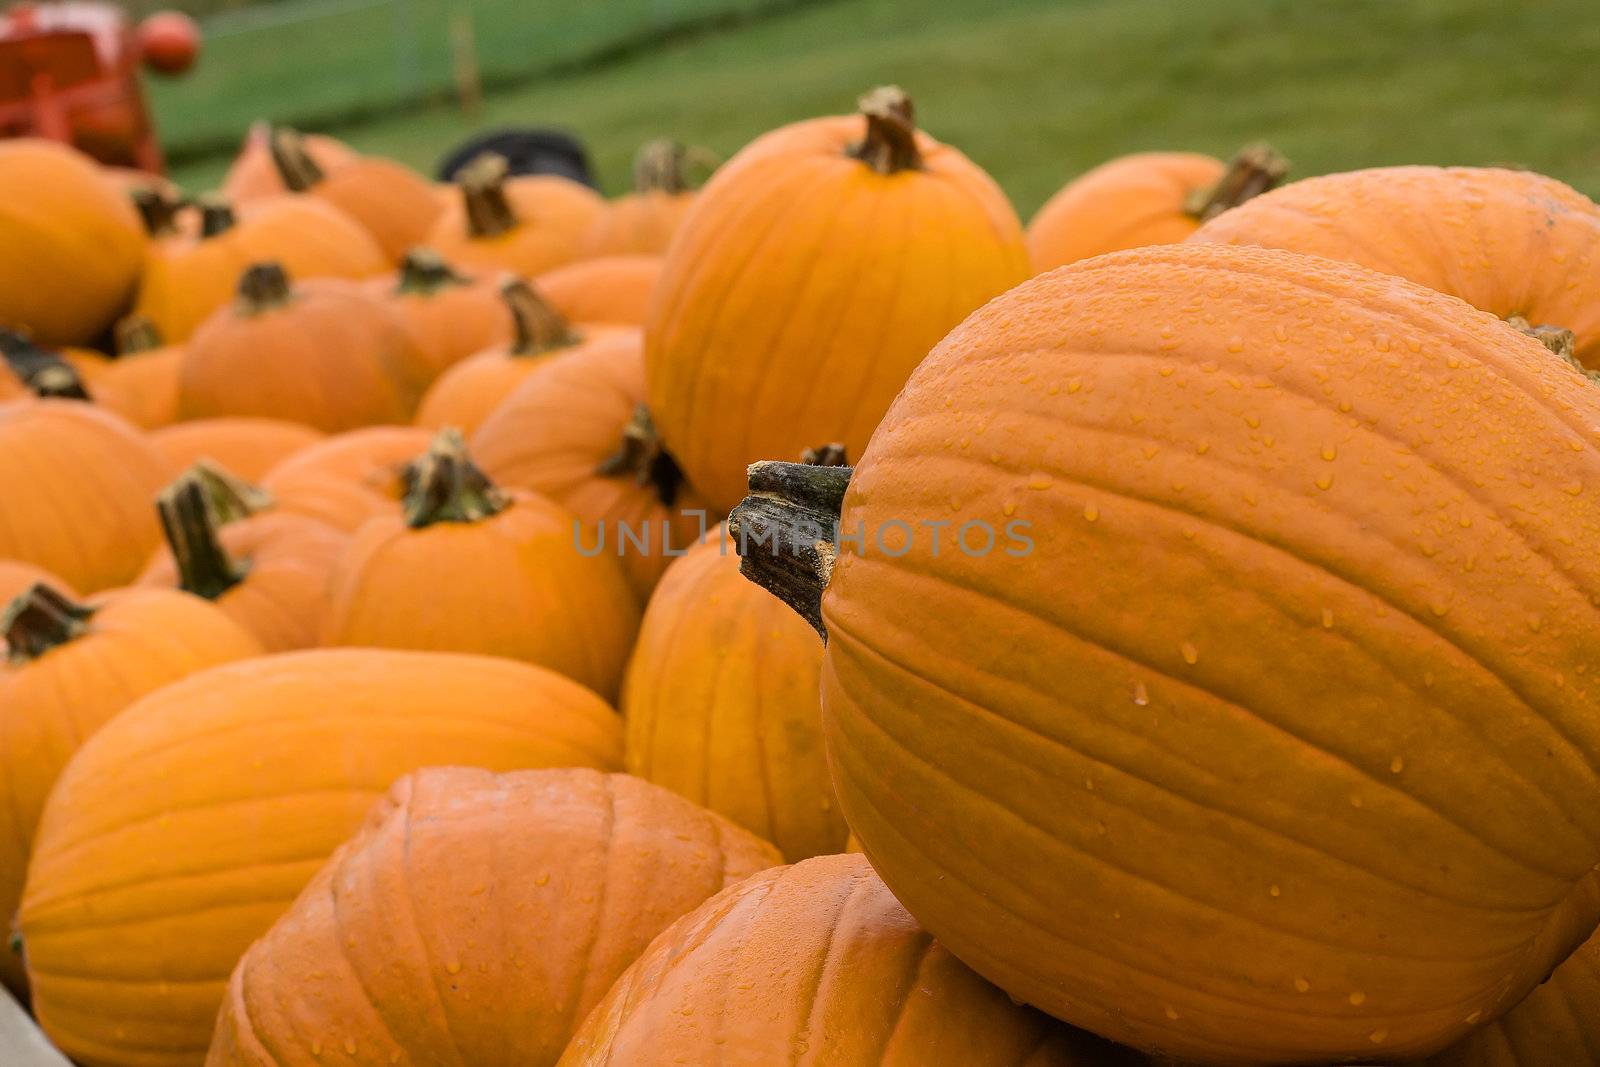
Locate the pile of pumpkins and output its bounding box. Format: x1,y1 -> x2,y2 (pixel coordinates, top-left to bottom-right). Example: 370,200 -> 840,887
0,81 -> 1597,1067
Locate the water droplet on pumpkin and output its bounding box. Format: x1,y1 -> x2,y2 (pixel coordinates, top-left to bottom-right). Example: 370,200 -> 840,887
1269,884 -> 1281,898
1244,413 -> 1261,429
1002,500 -> 1017,516
312,1041 -> 324,1057
1528,614 -> 1543,632
1565,482 -> 1585,496
1132,681 -> 1150,706
1337,399 -> 1353,413
1196,440 -> 1211,455
1390,756 -> 1405,774
958,436 -> 971,450
1315,474 -> 1334,491
1180,642 -> 1199,665
1321,443 -> 1338,461
1321,607 -> 1335,629
1423,671 -> 1436,688
1047,383 -> 1060,396
535,872 -> 550,886
1370,1028 -> 1389,1044
1349,794 -> 1364,808
1028,472 -> 1053,491
1465,1010 -> 1482,1024
1226,336 -> 1244,353
1349,991 -> 1367,1006
1067,379 -> 1082,394
1083,503 -> 1100,522
1430,599 -> 1450,617
1294,977 -> 1310,993
344,1039 -> 357,1056
1159,366 -> 1175,377
1164,1005 -> 1179,1020
446,960 -> 463,975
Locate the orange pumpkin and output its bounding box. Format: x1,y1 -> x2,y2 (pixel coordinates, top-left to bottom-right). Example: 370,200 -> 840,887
623,530 -> 843,860
141,467 -> 348,651
0,401 -> 171,591
579,139 -> 704,256
260,425 -> 433,533
646,87 -> 1031,514
562,854 -> 1134,1066
221,123 -> 359,204
0,139 -> 146,345
268,127 -> 444,263
135,196 -> 389,343
180,263 -> 426,431
208,768 -> 779,1067
472,334 -> 702,599
426,152 -> 605,277
1026,144 -> 1286,272
729,244 -> 1600,1062
0,560 -> 73,606
1188,165 -> 1600,369
322,429 -> 639,700
150,417 -> 325,481
0,584 -> 261,993
19,648 -> 622,1066
416,278 -> 630,436
368,247 -> 512,386
534,254 -> 662,327
86,316 -> 183,429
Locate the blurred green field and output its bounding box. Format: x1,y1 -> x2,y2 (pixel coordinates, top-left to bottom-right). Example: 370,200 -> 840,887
164,0 -> 1600,217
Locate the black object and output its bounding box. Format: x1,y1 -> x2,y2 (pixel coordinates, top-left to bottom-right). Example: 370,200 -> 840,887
436,129 -> 598,189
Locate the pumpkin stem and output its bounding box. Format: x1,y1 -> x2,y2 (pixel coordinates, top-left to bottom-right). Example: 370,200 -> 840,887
0,330 -> 89,400
727,451 -> 853,641
268,126 -> 326,193
1184,142 -> 1289,221
632,139 -> 692,194
130,185 -> 183,238
236,262 -> 294,315
156,473 -> 248,601
402,428 -> 509,528
2,583 -> 94,663
595,405 -> 687,508
459,153 -> 518,239
188,460 -> 275,524
503,278 -> 577,355
396,247 -> 470,295
1507,316 -> 1598,382
848,86 -> 922,175
197,196 -> 237,238
115,315 -> 163,356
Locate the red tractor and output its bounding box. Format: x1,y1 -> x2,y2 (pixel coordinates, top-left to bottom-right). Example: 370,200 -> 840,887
0,1 -> 199,173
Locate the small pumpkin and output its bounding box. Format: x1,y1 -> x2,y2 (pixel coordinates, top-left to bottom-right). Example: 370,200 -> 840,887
368,247 -> 512,386
561,853 -> 1134,1067
180,262 -> 427,431
260,425 -> 433,533
416,278 -> 629,436
1026,144 -> 1287,272
645,86 -> 1031,514
208,768 -> 780,1067
221,123 -> 359,204
269,127 -> 444,263
87,316 -> 184,429
579,139 -> 706,257
140,466 -> 348,651
0,584 -> 261,994
150,416 -> 325,481
0,139 -> 146,346
19,647 -> 622,1067
1188,165 -> 1600,368
425,152 -> 606,277
322,429 -> 639,700
534,254 -> 663,327
0,401 -> 171,592
0,560 -> 73,607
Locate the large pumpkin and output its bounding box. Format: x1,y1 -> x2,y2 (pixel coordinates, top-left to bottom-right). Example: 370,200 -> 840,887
561,853 -> 1135,1066
207,768 -> 779,1067
18,648 -> 622,1067
368,248 -> 512,386
0,585 -> 261,993
645,87 -> 1030,513
1188,166 -> 1600,369
0,401 -> 172,592
1026,144 -> 1286,272
221,124 -> 359,204
729,244 -> 1600,1063
0,139 -> 146,345
579,139 -> 703,257
322,429 -> 640,701
534,254 -> 662,327
150,417 -> 325,481
623,531 -> 844,860
260,425 -> 433,533
426,153 -> 605,277
180,263 -> 426,430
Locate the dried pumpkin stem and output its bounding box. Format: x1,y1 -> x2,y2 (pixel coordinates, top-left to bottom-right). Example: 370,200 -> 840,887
1185,142 -> 1289,221
503,278 -> 577,355
2,583 -> 94,663
595,404 -> 687,508
130,186 -> 183,238
1506,316 -> 1598,382
268,127 -> 326,193
0,329 -> 89,399
459,153 -> 517,239
115,315 -> 163,356
189,460 -> 274,524
727,456 -> 853,641
197,196 -> 237,238
633,139 -> 691,195
396,248 -> 470,295
848,86 -> 922,175
156,475 -> 248,601
236,262 -> 294,315
403,428 -> 509,527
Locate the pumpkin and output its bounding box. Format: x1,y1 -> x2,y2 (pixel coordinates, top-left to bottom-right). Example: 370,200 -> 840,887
0,139 -> 146,346
0,584 -> 261,994
221,123 -> 359,204
19,647 -> 622,1067
534,254 -> 662,327
259,425 -> 433,533
416,278 -> 629,436
623,529 -> 844,860
322,429 -> 639,700
135,196 -> 389,343
425,152 -> 605,277
88,316 -> 183,429
1026,144 -> 1287,272
180,263 -> 426,431
0,560 -> 73,607
472,334 -> 702,599
1188,165 -> 1600,369
579,139 -> 705,257
645,86 -> 1031,514
562,853 -> 1135,1066
0,328 -> 93,400
0,401 -> 171,591
368,247 -> 512,386
207,768 -> 779,1067
269,127 -> 443,263
150,417 -> 325,481
140,467 -> 348,651
729,243 -> 1600,1063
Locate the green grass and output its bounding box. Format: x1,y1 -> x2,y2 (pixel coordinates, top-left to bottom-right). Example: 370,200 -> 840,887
165,0 -> 1600,217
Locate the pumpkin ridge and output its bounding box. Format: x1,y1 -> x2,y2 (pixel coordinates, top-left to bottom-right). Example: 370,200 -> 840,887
321,863 -> 413,1064
392,813 -> 474,1067
871,936 -> 939,1062
562,773 -> 619,1038
737,588 -> 782,845
790,868 -> 869,1054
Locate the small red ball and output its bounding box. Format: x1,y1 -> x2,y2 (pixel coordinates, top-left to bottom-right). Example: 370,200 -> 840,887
138,11 -> 200,76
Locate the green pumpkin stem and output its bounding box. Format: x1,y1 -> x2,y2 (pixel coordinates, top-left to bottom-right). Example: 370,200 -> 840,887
849,86 -> 922,175
0,330 -> 88,400
503,279 -> 577,355
188,460 -> 275,524
115,316 -> 163,356
396,248 -> 470,296
130,185 -> 183,238
197,196 -> 237,238
236,262 -> 294,314
402,428 -> 509,528
268,127 -> 326,193
459,153 -> 517,239
2,583 -> 94,663
595,405 -> 687,508
1184,142 -> 1289,222
156,474 -> 248,601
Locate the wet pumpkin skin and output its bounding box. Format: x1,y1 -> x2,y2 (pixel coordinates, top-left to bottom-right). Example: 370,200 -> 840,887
819,244 -> 1600,1063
